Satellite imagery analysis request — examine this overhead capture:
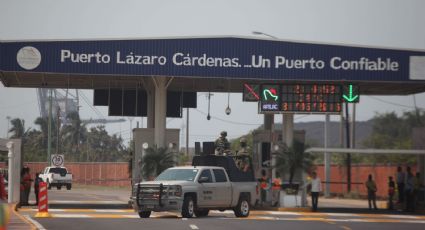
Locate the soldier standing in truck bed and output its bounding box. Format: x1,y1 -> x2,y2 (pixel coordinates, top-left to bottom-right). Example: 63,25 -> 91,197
215,131 -> 230,155
236,137 -> 250,172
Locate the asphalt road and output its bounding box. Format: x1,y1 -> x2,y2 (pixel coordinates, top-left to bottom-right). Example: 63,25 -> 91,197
33,216 -> 425,230
19,187 -> 425,230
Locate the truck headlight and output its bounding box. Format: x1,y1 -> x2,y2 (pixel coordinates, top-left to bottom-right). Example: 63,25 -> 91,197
168,185 -> 182,197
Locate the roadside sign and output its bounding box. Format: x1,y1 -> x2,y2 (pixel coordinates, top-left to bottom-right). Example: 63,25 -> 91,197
51,154 -> 64,167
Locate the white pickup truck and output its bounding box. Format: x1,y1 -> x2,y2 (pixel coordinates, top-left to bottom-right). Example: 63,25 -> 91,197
132,155 -> 258,218
40,167 -> 72,190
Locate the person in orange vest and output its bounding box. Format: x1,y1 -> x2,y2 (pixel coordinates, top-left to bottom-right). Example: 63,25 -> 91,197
272,178 -> 282,207
258,169 -> 270,206
19,167 -> 32,206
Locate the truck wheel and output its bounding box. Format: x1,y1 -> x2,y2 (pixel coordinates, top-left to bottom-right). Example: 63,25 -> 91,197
47,180 -> 51,190
234,196 -> 250,218
138,211 -> 151,218
181,196 -> 195,218
194,209 -> 209,217
57,186 -> 62,190
66,184 -> 72,190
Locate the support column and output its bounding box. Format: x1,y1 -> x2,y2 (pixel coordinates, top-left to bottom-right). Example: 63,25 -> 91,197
419,155 -> 425,192
324,114 -> 331,198
263,114 -> 274,204
7,140 -> 21,203
153,77 -> 167,148
282,114 -> 294,147
264,114 -> 273,130
350,104 -> 356,149
146,86 -> 155,129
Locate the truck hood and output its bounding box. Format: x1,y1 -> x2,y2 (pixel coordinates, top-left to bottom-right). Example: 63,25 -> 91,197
136,180 -> 195,186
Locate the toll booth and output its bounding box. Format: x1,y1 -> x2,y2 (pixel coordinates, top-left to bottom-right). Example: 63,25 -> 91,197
252,129 -> 305,179
132,128 -> 180,183
252,129 -> 305,204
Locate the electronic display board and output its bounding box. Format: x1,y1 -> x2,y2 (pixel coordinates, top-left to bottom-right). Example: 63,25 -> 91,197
260,84 -> 281,112
342,84 -> 360,103
281,84 -> 342,113
243,83 -> 260,101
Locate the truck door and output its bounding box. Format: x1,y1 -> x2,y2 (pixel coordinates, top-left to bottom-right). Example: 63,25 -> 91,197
212,169 -> 232,207
197,169 -> 216,207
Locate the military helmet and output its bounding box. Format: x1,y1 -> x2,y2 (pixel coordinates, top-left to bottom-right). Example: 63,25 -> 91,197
240,137 -> 247,143
220,131 -> 227,137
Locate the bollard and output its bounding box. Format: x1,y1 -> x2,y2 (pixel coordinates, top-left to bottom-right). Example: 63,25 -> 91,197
34,182 -> 51,218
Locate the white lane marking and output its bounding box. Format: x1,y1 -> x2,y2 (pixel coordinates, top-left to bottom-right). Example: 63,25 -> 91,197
182,218 -> 188,221
325,213 -> 359,217
24,215 -> 47,230
189,224 -> 199,229
51,214 -> 91,218
211,210 -> 234,214
92,209 -> 130,213
384,215 -> 419,219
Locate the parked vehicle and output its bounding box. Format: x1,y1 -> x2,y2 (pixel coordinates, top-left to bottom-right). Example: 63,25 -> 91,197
39,167 -> 72,190
131,155 -> 258,218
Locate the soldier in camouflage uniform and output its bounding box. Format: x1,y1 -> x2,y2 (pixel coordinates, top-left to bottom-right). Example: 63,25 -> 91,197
215,131 -> 230,155
236,137 -> 250,172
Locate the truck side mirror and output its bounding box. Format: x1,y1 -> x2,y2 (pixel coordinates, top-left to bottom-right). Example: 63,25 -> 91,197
198,177 -> 209,183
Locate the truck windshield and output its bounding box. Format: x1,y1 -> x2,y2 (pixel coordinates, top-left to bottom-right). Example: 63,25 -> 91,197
155,169 -> 199,181
49,168 -> 67,174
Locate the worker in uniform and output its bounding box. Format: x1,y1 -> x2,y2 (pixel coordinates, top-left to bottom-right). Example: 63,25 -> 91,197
215,131 -> 230,155
258,169 -> 271,206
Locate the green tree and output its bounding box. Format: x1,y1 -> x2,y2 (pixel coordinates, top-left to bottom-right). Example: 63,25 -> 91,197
84,126 -> 127,162
61,111 -> 87,154
8,118 -> 29,138
361,111 -> 422,164
34,117 -> 49,147
274,140 -> 315,184
141,146 -> 174,179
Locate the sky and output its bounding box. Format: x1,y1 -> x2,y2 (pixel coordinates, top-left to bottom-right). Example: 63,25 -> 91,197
1,0 -> 425,147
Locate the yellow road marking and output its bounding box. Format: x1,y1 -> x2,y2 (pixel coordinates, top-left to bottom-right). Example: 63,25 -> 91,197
340,225 -> 352,230
11,205 -> 37,230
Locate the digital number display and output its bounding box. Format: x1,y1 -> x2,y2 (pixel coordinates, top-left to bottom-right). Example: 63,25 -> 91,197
281,84 -> 342,113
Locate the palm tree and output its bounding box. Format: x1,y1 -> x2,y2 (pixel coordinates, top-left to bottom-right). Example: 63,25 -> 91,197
8,118 -> 30,138
274,140 -> 315,185
142,146 -> 175,180
61,111 -> 86,153
34,117 -> 49,146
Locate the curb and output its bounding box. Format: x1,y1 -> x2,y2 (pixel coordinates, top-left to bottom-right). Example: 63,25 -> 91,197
11,203 -> 38,230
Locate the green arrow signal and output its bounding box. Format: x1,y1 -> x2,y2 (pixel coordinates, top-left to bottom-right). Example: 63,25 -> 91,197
342,84 -> 359,102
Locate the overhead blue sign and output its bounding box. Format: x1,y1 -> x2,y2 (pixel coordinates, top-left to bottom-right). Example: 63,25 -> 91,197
1,37 -> 425,82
